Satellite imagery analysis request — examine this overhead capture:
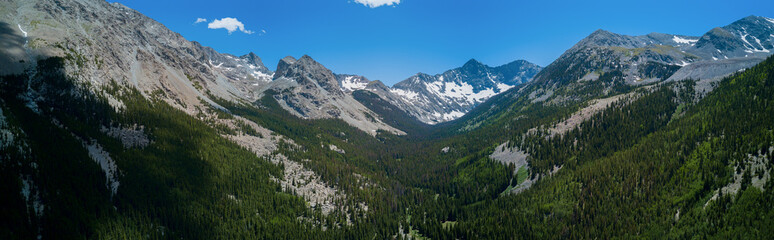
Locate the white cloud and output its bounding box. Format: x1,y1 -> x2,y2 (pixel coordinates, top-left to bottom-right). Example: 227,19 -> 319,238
207,17 -> 254,34
194,18 -> 207,24
354,0 -> 400,8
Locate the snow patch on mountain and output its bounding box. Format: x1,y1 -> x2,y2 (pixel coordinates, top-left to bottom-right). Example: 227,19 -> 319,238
497,83 -> 515,92
442,111 -> 465,121
341,76 -> 368,92
391,88 -> 419,100
672,35 -> 697,45
739,30 -> 770,53
17,24 -> 27,37
423,80 -> 505,105
378,59 -> 541,124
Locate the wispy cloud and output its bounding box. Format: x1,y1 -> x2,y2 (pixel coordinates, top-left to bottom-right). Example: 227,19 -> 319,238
207,17 -> 254,34
354,0 -> 400,8
194,18 -> 207,24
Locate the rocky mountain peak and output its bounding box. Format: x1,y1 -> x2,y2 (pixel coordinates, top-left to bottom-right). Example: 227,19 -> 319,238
462,58 -> 487,70
692,15 -> 774,59
589,29 -> 614,37
724,15 -> 774,40
573,29 -> 647,50
274,56 -> 298,80
401,72 -> 436,85
695,27 -> 738,52
365,80 -> 388,90
494,60 -> 543,85
281,56 -> 298,64
240,52 -> 265,67
274,55 -> 341,95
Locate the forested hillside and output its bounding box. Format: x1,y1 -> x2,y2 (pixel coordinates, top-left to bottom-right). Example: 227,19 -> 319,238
434,55 -> 774,239
3,55 -> 773,239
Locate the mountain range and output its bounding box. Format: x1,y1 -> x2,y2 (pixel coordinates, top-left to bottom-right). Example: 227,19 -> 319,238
337,59 -> 542,124
1,0 -> 774,238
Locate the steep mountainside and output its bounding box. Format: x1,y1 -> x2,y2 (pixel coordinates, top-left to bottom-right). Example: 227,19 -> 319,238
0,0 -> 276,113
0,0 -> 403,136
0,0 -> 539,130
530,16 -> 774,94
262,55 -> 404,135
692,16 -> 774,59
449,54 -> 774,240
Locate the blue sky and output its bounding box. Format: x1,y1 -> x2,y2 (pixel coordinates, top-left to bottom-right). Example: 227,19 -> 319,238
114,0 -> 774,86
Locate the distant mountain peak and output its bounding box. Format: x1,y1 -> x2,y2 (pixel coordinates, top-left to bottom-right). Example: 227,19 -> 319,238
590,29 -> 613,35
463,58 -> 484,66
238,52 -> 269,73
299,54 -> 315,62
461,58 -> 487,73
240,52 -> 261,63
384,59 -> 541,124
274,56 -> 298,80
740,15 -> 765,22
274,55 -> 341,94
573,29 -> 648,50
281,56 -> 297,64
534,15 -> 774,89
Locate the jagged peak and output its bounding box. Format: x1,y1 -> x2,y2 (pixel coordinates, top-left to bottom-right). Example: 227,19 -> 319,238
415,72 -> 436,81
243,52 -> 258,58
295,55 -> 332,73
297,55 -> 322,67
365,80 -> 389,91
588,29 -> 616,37
703,27 -> 735,39
739,15 -> 766,22
280,56 -> 297,65
273,55 -> 340,93
463,58 -> 484,67
459,58 -> 489,75
368,79 -> 385,86
724,15 -> 774,30
239,52 -> 265,67
568,28 -> 652,50
584,29 -> 621,40
497,59 -> 537,68
240,52 -> 259,60
273,56 -> 298,79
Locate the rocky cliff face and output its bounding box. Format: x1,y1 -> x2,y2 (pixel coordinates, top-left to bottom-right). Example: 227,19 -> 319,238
265,55 -> 405,135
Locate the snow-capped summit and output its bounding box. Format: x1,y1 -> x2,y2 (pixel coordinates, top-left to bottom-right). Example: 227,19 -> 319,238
339,59 -> 541,124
